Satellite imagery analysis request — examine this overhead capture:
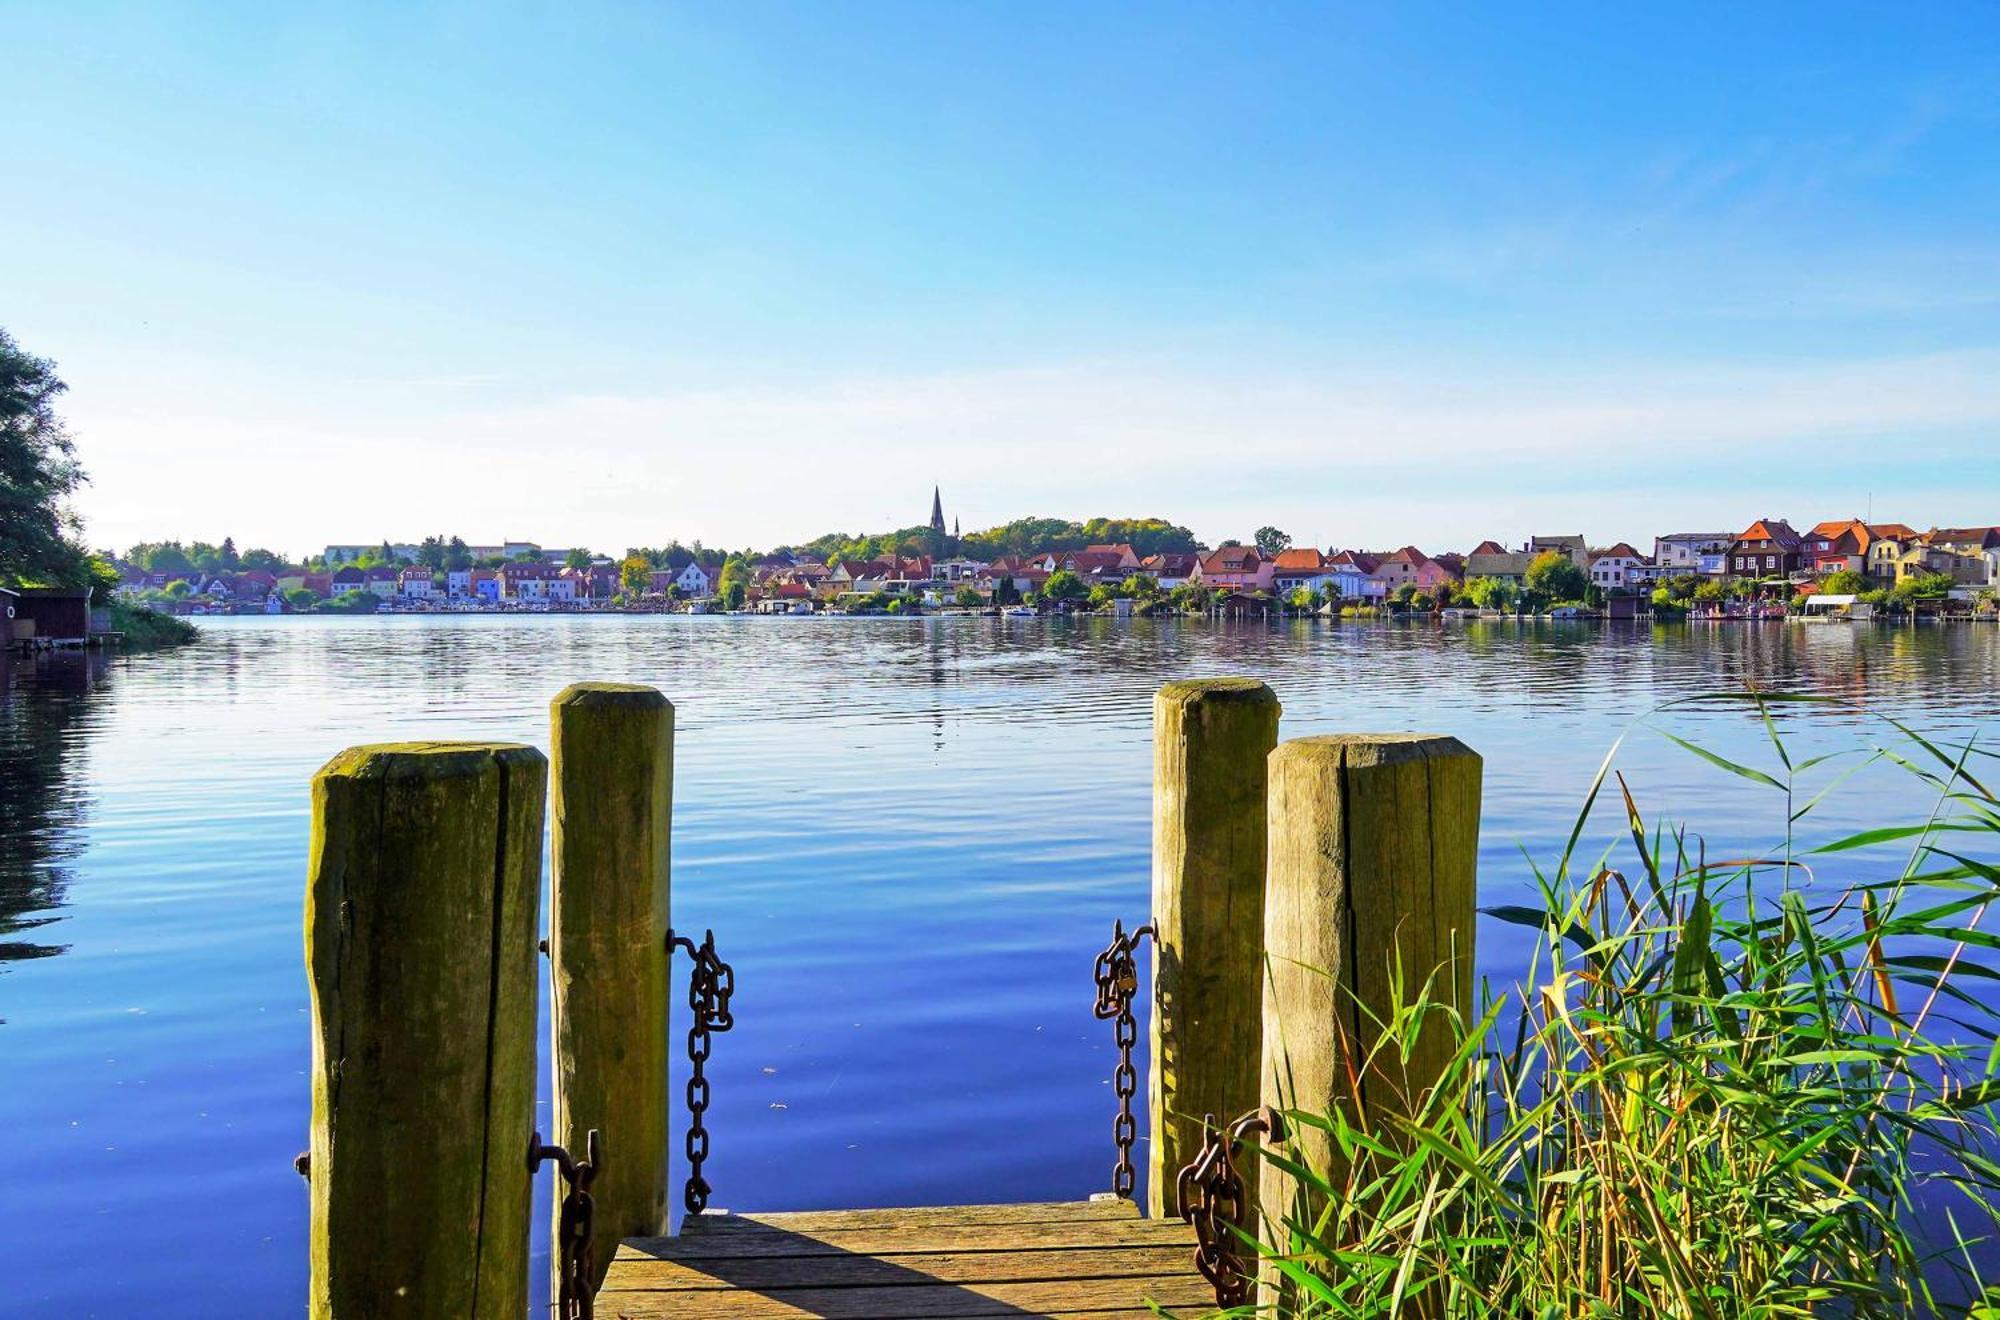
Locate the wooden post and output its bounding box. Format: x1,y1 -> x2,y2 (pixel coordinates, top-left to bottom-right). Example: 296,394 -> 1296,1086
305,742 -> 547,1320
1258,734 -> 1480,1310
1149,677 -> 1281,1218
549,682 -> 675,1291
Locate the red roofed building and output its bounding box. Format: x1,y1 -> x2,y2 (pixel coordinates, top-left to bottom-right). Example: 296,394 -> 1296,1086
1193,545 -> 1272,590
1727,519 -> 1805,579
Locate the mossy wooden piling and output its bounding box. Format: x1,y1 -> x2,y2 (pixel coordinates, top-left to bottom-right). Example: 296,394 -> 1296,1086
549,682 -> 676,1292
304,742 -> 546,1320
1148,677 -> 1280,1217
1257,733 -> 1481,1312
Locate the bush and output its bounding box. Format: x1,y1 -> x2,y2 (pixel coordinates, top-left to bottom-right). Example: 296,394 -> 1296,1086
1254,697 -> 2000,1315
104,599 -> 198,649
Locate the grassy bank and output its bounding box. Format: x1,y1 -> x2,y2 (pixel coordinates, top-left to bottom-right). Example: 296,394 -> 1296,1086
104,599 -> 199,649
1249,695 -> 2000,1317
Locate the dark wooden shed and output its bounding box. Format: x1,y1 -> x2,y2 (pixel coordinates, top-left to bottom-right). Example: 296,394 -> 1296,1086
12,588 -> 92,643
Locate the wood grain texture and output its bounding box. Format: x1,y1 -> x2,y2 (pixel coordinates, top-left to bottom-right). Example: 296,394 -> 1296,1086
600,1201 -> 1205,1319
550,682 -> 676,1291
1257,733 -> 1480,1312
306,741 -> 547,1320
1149,677 -> 1280,1217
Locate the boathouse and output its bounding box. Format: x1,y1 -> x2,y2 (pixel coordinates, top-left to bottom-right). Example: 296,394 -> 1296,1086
10,588 -> 92,645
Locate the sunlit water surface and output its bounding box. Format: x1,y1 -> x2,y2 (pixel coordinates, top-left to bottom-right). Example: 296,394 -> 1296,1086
3,615 -> 1997,1315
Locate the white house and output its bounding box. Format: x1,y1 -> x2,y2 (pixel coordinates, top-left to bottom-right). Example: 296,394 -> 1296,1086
1586,544 -> 1649,592
674,562 -> 719,597
446,568 -> 474,598
1652,532 -> 1732,577
399,569 -> 435,600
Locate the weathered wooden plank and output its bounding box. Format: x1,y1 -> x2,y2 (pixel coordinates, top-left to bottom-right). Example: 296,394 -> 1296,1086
1149,678 -> 1280,1217
601,1244 -> 1192,1291
614,1217 -> 1196,1262
678,1199 -> 1137,1234
597,1272 -> 1214,1319
306,742 -> 547,1320
549,682 -> 676,1295
1258,733 -> 1480,1312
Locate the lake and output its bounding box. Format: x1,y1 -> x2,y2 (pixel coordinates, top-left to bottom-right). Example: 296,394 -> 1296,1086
3,615 -> 1996,1315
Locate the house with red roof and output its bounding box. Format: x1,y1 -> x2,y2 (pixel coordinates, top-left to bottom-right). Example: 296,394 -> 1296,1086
1193,545 -> 1272,591
1139,552 -> 1199,588
1586,544 -> 1650,592
1727,519 -> 1805,580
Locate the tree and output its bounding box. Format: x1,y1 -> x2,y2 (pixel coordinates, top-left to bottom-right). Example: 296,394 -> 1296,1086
1693,580 -> 1725,605
620,555 -> 651,597
1524,550 -> 1588,604
1255,527 -> 1292,556
445,537 -> 473,571
954,586 -> 982,609
0,328 -> 93,586
565,547 -> 593,571
284,587 -> 319,610
240,547 -> 286,572
218,536 -> 239,570
722,581 -> 747,610
1042,569 -> 1088,604
418,536 -> 448,571
1821,569 -> 1866,595
165,579 -> 192,597
1120,573 -> 1160,600
1286,586 -> 1315,614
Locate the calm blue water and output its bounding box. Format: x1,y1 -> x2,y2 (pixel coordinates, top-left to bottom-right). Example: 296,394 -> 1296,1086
2,615 -> 1996,1315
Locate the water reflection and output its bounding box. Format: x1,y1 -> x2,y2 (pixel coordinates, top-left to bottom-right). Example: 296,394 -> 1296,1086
0,650 -> 106,967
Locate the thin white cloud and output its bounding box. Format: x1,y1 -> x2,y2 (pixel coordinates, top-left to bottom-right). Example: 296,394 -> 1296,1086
71,347 -> 2000,555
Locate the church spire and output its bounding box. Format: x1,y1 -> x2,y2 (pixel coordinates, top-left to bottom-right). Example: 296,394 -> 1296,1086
930,485 -> 946,535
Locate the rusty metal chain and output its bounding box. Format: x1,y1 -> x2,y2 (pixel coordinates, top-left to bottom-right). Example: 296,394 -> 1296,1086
1092,917 -> 1155,1199
667,927 -> 734,1216
530,1127 -> 601,1320
1174,1106 -> 1286,1309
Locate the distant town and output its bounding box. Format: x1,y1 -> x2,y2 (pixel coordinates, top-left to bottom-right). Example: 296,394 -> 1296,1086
100,490 -> 2000,622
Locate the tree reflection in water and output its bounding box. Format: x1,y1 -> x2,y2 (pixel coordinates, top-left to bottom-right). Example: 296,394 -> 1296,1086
0,650 -> 104,970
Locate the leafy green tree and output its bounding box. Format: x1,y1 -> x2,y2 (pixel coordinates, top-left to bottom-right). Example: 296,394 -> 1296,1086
1892,571 -> 1953,602
130,541 -> 195,576
1119,573 -> 1160,599
565,547 -> 594,571
165,579 -> 192,598
0,328 -> 93,586
239,547 -> 286,572
417,536 -> 448,571
1820,569 -> 1866,595
1286,586 -> 1315,614
954,586 -> 982,609
218,536 -> 239,570
722,581 -> 747,610
1693,580 -> 1726,605
445,536 -> 473,571
1524,550 -> 1588,603
1043,569 -> 1088,603
1255,527 -> 1292,556
284,587 -> 319,610
620,555 -> 651,597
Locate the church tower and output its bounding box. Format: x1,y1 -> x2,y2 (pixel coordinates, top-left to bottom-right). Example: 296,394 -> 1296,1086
930,486 -> 946,535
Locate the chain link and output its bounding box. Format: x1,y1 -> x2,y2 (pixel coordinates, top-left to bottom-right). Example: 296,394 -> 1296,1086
1091,917 -> 1154,1199
1174,1106 -> 1285,1309
530,1127 -> 600,1320
668,927 -> 734,1216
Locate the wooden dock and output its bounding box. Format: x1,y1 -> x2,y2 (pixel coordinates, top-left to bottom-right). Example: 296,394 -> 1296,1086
598,1199 -> 1208,1318
299,679 -> 1482,1318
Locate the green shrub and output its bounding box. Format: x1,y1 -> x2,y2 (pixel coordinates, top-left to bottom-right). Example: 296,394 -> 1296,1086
1252,696 -> 2000,1316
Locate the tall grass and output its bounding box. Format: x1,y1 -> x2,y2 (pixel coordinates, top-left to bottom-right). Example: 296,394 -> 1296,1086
1248,695 -> 2000,1318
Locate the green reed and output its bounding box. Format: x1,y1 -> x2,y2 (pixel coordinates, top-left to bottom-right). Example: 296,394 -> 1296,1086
1241,694 -> 2000,1318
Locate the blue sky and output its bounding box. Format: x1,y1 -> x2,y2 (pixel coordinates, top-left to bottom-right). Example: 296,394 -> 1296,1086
9,3 -> 1999,555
